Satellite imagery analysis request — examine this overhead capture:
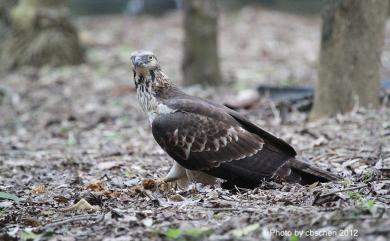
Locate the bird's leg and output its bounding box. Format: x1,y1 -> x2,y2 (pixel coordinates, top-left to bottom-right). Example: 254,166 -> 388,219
161,162 -> 187,182
158,162 -> 190,189
159,164 -> 217,191
185,170 -> 218,193
185,170 -> 199,193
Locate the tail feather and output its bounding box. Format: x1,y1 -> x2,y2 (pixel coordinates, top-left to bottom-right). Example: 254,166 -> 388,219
208,148 -> 339,189
285,158 -> 340,184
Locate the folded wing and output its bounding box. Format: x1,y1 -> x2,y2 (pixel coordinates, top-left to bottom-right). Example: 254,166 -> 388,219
152,95 -> 339,188
152,111 -> 264,171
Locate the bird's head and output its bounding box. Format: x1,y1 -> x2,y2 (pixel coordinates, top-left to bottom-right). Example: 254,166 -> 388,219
130,50 -> 173,98
130,50 -> 160,77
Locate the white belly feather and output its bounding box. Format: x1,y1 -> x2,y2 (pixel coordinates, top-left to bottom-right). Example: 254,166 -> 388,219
136,78 -> 176,125
135,78 -> 216,188
147,103 -> 176,124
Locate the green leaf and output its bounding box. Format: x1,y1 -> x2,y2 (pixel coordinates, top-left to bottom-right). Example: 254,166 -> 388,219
164,227 -> 212,240
184,228 -> 212,238
231,223 -> 260,237
289,234 -> 300,241
106,132 -> 123,141
361,199 -> 375,209
66,132 -> 76,146
0,191 -> 20,202
20,230 -> 39,241
59,127 -> 71,134
20,230 -> 53,241
365,199 -> 375,209
165,228 -> 183,239
347,191 -> 362,200
347,191 -> 375,209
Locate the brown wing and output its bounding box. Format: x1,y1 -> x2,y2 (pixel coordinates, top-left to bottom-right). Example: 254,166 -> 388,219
154,93 -> 338,187
152,111 -> 264,171
160,92 -> 296,157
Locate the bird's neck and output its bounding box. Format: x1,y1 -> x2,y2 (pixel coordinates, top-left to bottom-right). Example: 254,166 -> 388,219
135,69 -> 176,123
135,71 -> 158,114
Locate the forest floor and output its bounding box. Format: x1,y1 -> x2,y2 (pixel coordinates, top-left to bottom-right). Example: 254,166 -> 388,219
1,7 -> 390,241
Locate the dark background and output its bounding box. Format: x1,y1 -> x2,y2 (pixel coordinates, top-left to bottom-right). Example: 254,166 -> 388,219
68,0 -> 325,15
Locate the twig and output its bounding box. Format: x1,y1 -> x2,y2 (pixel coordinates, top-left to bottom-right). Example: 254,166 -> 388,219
375,196 -> 390,204
142,189 -> 160,206
142,189 -> 157,200
376,178 -> 390,181
269,101 -> 281,124
331,215 -> 384,222
185,207 -> 261,213
364,227 -> 390,235
319,184 -> 368,198
36,214 -> 104,231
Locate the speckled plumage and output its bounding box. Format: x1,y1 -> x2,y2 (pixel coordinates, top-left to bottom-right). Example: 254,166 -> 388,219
131,50 -> 340,188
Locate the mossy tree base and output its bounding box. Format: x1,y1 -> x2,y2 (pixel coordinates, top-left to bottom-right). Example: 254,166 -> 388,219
1,0 -> 84,71
0,0 -> 17,55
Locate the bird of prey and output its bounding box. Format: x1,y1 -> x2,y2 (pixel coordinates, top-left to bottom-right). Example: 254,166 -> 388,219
130,50 -> 339,189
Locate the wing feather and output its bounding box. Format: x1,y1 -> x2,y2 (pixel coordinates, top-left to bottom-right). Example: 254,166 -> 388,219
152,94 -> 338,188
152,111 -> 264,171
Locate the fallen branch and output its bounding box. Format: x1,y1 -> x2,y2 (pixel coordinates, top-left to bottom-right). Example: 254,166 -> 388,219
185,207 -> 261,213
36,214 -> 104,231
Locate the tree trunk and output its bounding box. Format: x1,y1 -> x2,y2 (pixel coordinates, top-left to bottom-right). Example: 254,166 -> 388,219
311,0 -> 388,119
0,0 -> 17,54
1,0 -> 84,71
182,0 -> 222,86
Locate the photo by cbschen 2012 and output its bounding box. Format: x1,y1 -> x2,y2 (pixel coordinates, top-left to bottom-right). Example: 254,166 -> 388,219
0,1 -> 389,241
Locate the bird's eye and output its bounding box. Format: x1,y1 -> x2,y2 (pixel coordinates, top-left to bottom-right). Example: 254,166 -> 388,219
148,56 -> 153,61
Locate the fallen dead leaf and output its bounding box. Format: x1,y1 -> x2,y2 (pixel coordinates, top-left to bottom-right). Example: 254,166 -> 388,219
86,180 -> 104,192
169,194 -> 185,202
129,185 -> 143,196
97,161 -> 121,170
142,218 -> 153,227
104,190 -> 123,198
231,223 -> 260,237
142,178 -> 156,190
63,198 -> 97,212
224,89 -> 261,109
22,217 -> 40,227
31,185 -> 45,194
158,181 -> 172,193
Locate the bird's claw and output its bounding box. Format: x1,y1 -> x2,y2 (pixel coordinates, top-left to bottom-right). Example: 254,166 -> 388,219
155,178 -> 177,192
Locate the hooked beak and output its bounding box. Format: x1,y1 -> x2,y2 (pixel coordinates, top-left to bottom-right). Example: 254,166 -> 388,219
131,56 -> 144,68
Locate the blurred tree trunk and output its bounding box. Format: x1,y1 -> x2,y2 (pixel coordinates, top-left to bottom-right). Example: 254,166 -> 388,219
182,0 -> 222,86
1,0 -> 84,71
311,0 -> 388,119
0,0 -> 17,54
